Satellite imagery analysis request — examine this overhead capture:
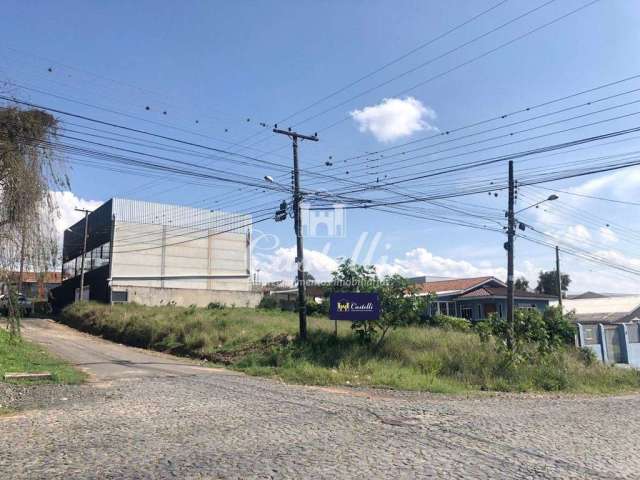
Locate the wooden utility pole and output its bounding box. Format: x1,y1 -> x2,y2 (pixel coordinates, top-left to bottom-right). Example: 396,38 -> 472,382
556,245 -> 563,307
75,208 -> 91,301
506,160 -> 515,350
273,128 -> 319,341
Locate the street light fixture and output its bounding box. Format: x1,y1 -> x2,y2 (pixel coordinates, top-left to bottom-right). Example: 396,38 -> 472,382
515,194 -> 559,214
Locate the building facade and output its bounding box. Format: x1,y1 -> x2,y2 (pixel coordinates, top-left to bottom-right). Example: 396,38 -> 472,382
51,198 -> 259,309
0,272 -> 62,299
415,276 -> 554,321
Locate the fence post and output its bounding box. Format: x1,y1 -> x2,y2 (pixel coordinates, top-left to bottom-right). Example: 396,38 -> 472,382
598,323 -> 608,364
621,323 -> 630,364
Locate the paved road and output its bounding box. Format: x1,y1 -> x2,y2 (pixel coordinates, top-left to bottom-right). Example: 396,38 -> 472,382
19,318 -> 224,381
1,318 -> 639,479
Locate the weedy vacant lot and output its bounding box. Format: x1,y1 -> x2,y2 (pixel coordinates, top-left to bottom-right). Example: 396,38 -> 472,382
61,302 -> 640,394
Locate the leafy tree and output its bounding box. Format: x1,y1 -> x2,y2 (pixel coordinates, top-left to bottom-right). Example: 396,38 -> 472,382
514,276 -> 530,291
357,275 -> 430,345
535,270 -> 571,297
327,258 -> 376,293
0,107 -> 66,337
328,260 -> 432,345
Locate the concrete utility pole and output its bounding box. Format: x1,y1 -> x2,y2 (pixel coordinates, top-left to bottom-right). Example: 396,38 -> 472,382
75,208 -> 91,301
556,245 -> 563,307
273,128 -> 319,341
506,160 -> 515,350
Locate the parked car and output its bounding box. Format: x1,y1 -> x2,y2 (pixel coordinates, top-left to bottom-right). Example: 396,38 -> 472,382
0,293 -> 33,317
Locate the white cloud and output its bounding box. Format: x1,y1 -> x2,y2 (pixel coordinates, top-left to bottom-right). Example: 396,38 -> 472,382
373,247 -> 508,279
350,97 -> 437,142
252,241 -> 640,294
572,166 -> 640,198
599,227 -> 618,244
592,249 -> 640,272
254,246 -> 338,284
565,224 -> 591,243
254,245 -> 535,287
50,191 -> 102,245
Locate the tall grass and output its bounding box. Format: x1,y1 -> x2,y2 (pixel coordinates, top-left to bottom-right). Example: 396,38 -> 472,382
61,302 -> 640,394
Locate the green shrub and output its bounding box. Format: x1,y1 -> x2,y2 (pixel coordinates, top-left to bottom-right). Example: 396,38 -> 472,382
577,346 -> 597,366
542,306 -> 576,347
306,299 -> 328,316
207,302 -> 225,310
428,314 -> 470,332
477,308 -> 574,360
257,296 -> 278,310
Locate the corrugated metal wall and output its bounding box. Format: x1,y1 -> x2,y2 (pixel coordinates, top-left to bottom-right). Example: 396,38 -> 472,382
112,198 -> 251,233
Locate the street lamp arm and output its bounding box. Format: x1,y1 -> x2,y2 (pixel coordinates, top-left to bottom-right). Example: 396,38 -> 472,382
514,195 -> 558,214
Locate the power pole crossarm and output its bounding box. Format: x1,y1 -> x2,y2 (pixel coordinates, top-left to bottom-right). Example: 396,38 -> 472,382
272,128 -> 319,341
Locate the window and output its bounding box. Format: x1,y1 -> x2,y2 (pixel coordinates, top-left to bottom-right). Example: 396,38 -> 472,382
516,303 -> 537,311
438,302 -> 448,315
448,302 -> 456,317
62,241 -> 111,279
461,306 -> 473,320
582,325 -> 599,345
498,303 -> 504,318
627,324 -> 640,344
111,290 -> 128,303
92,242 -> 110,269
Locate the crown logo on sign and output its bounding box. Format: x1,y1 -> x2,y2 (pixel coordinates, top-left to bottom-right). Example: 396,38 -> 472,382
337,301 -> 350,312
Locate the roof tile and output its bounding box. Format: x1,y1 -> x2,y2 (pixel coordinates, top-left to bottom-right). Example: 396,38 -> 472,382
416,276 -> 496,294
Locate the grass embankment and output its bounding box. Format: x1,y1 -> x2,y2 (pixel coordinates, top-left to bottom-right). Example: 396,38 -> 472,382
60,302 -> 640,394
0,326 -> 86,384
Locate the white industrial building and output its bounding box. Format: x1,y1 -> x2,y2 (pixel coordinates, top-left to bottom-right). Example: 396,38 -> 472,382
53,198 -> 260,309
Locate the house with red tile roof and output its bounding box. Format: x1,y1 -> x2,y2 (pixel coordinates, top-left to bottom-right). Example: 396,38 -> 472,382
412,276 -> 554,321
1,271 -> 63,299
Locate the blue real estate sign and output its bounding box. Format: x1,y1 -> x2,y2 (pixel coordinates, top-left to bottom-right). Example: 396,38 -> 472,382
329,292 -> 380,321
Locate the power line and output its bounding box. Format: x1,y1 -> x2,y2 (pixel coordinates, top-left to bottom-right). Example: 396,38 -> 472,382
307,73 -> 640,170
300,0 -> 601,134
528,184 -> 640,206
277,0 -> 510,125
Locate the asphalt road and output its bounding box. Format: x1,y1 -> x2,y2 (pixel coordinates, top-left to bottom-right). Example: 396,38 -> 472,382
19,318 -> 222,381
1,318 -> 639,479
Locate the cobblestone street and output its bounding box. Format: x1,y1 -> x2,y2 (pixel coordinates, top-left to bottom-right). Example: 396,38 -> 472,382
1,320 -> 639,479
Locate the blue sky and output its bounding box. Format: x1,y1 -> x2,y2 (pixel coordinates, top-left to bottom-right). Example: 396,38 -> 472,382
2,0 -> 640,292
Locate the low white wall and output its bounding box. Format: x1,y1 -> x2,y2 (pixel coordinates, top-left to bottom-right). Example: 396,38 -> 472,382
113,284 -> 262,308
